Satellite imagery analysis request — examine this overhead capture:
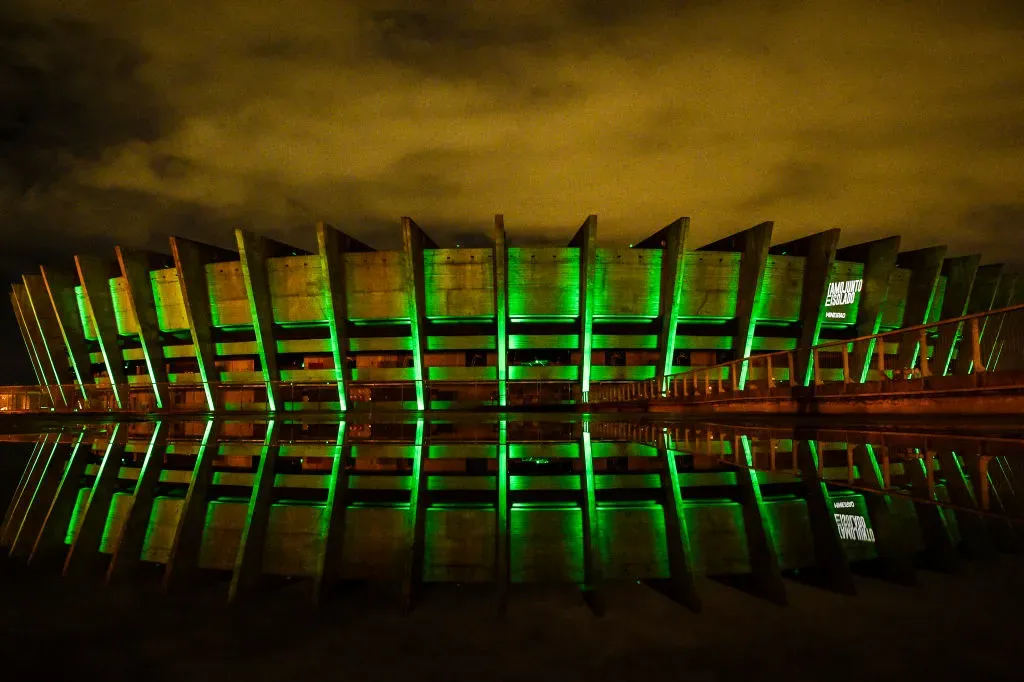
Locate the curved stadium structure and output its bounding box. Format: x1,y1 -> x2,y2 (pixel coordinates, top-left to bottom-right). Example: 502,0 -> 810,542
3,215 -> 1023,608
7,216 -> 1020,413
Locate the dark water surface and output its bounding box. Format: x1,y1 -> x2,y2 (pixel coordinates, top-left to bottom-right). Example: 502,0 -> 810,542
1,413 -> 1022,681
1,554 -> 1022,681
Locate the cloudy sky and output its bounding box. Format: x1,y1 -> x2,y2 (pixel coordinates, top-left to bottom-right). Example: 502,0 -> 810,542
2,0 -> 1023,379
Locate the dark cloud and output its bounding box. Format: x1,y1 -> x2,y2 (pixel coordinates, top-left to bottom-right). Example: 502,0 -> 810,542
0,17 -> 166,189
1,0 -> 1023,263
739,162 -> 837,212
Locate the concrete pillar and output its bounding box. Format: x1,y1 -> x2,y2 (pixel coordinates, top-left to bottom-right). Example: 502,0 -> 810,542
316,223 -> 372,412
9,287 -> 48,395
953,263 -> 1003,374
0,433 -> 53,548
9,436 -> 70,558
63,423 -> 128,578
570,215 -> 598,398
401,218 -> 437,411
894,246 -> 947,370
313,421 -> 350,604
75,255 -> 130,409
904,455 -> 959,572
107,421 -> 168,583
636,218 -> 690,389
163,418 -> 217,591
493,215 -> 509,407
795,438 -> 856,595
40,266 -> 93,402
656,430 -> 700,611
22,275 -> 75,407
835,237 -> 901,382
228,420 -> 280,602
0,438 -> 44,541
115,248 -> 171,409
28,432 -> 91,565
170,237 -> 230,412
984,273 -> 1017,370
770,229 -> 841,386
734,433 -> 787,605
235,230 -> 286,412
578,427 -> 602,609
698,222 -> 773,387
495,419 -> 509,612
937,450 -> 995,561
851,444 -> 916,585
933,255 -> 981,375
402,418 -> 427,612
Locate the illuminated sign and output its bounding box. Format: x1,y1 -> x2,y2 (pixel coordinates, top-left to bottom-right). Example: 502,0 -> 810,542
833,498 -> 874,542
823,279 -> 862,320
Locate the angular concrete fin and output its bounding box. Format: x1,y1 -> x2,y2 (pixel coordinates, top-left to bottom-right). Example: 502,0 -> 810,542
493,215 -> 510,406
401,218 -> 432,409
316,223 -> 355,410
235,230 -> 283,411
114,247 -> 172,409
894,245 -> 948,368
966,264 -> 1004,315
648,219 -> 690,382
402,217 -> 439,249
21,273 -> 74,405
836,235 -> 901,263
571,216 -> 598,396
568,215 -> 598,248
316,221 -> 375,252
939,254 -> 982,319
10,286 -> 47,390
835,236 -> 901,381
697,221 -> 773,252
168,236 -> 227,411
896,245 -> 948,271
783,229 -> 842,385
236,229 -> 312,257
769,227 -> 842,257
40,266 -> 92,400
169,235 -> 238,262
74,254 -> 129,408
633,216 -> 689,250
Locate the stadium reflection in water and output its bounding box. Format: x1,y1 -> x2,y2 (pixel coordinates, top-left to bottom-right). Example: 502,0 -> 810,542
1,415 -> 1020,609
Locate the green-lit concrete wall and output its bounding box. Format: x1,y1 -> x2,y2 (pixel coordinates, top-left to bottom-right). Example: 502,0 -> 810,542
206,262 -> 251,328
345,252 -> 409,322
424,249 -> 494,320
152,268 -> 189,332
110,277 -> 140,336
879,268 -> 911,329
267,255 -> 327,325
679,252 -> 741,319
593,248 -> 661,319
759,255 -> 805,323
24,221 -> 1002,410
508,247 -> 580,319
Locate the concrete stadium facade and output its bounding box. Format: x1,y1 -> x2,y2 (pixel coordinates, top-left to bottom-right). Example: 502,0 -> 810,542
8,216 -> 1019,412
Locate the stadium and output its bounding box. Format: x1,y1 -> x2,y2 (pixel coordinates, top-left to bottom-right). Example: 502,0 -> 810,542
7,215 -> 1017,413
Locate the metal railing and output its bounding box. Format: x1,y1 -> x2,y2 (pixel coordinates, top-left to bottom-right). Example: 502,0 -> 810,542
4,304 -> 1022,413
588,420 -> 1024,521
584,303 -> 1024,404
0,379 -> 582,413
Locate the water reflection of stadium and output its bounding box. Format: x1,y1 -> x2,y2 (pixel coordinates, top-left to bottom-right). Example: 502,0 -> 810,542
2,416 -> 1019,608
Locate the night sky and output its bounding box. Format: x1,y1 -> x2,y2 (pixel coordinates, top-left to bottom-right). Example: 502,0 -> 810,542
2,0 -> 1023,382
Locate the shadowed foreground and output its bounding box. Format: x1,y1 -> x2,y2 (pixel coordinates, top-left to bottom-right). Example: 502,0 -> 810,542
1,555 -> 1021,682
